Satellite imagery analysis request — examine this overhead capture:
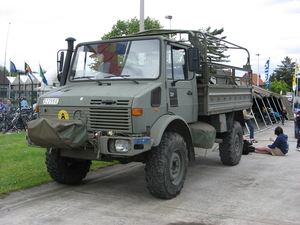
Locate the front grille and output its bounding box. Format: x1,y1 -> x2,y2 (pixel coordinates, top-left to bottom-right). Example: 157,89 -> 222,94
89,107 -> 131,132
90,99 -> 130,106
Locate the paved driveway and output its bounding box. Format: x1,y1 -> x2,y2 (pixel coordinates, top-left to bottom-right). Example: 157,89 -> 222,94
1,121 -> 299,225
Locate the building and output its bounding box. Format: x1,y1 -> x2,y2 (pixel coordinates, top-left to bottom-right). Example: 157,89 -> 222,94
242,73 -> 265,88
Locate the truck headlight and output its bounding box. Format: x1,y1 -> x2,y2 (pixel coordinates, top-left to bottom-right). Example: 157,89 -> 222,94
109,139 -> 130,153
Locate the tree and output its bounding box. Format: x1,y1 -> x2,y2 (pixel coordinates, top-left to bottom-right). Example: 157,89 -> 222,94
269,80 -> 289,95
269,56 -> 295,91
0,66 -> 9,76
101,17 -> 163,40
199,27 -> 229,63
0,66 -> 18,77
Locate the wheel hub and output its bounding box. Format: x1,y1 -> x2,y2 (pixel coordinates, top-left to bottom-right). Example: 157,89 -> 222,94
170,150 -> 183,185
234,134 -> 240,156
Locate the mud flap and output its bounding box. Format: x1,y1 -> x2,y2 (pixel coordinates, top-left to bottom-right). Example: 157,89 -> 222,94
27,118 -> 88,149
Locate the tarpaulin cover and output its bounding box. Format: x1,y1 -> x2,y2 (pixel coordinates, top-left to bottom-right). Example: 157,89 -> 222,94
189,121 -> 216,149
27,118 -> 88,149
253,86 -> 282,99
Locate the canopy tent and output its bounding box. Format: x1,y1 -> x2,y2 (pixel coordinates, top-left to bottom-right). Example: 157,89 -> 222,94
252,86 -> 282,99
244,86 -> 293,137
11,75 -> 27,86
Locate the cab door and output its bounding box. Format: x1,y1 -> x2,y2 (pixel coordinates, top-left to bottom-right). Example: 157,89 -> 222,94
166,45 -> 198,123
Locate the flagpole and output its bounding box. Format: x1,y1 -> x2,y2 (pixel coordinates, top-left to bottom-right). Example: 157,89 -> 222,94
256,54 -> 260,86
3,23 -> 10,88
292,60 -> 299,113
296,59 -> 298,97
139,0 -> 144,32
18,72 -> 21,106
9,59 -> 11,99
268,57 -> 271,89
265,58 -> 270,89
25,62 -> 34,109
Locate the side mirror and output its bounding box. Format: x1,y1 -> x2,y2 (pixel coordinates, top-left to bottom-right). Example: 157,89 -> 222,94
57,51 -> 65,82
187,47 -> 200,72
57,51 -> 65,73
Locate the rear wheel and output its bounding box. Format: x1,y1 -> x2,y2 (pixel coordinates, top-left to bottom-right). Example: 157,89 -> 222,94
145,132 -> 188,199
45,148 -> 91,184
219,121 -> 243,166
17,116 -> 28,131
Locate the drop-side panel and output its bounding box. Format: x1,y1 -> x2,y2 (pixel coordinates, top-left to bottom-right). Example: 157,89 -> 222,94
197,85 -> 252,115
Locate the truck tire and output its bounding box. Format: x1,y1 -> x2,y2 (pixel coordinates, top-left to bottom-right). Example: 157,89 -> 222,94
145,132 -> 188,199
219,121 -> 243,166
45,148 -> 91,184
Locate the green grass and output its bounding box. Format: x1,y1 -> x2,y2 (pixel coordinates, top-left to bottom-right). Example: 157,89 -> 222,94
0,132 -> 117,197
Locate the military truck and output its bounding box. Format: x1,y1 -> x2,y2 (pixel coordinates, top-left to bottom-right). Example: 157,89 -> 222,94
27,29 -> 252,199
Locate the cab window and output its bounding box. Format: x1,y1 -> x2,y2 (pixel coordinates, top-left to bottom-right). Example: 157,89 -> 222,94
166,46 -> 187,80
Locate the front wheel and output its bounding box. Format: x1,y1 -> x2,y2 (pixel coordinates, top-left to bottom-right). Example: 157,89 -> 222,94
45,148 -> 91,184
219,121 -> 243,166
145,132 -> 188,199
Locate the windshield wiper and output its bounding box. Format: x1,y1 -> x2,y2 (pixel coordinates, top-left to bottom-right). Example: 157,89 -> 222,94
72,76 -> 95,80
97,81 -> 111,86
72,76 -> 111,86
104,75 -> 139,84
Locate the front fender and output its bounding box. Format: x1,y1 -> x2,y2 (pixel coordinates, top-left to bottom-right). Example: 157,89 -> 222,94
150,114 -> 191,147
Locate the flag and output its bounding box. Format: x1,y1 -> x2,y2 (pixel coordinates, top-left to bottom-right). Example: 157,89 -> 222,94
10,61 -> 17,73
39,64 -> 48,85
265,59 -> 270,89
25,62 -> 32,72
292,62 -> 299,91
25,62 -> 34,81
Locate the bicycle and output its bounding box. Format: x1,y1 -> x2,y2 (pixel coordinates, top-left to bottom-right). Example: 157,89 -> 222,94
0,113 -> 8,133
1,109 -> 29,134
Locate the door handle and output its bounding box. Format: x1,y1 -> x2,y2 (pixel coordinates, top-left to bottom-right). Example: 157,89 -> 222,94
187,91 -> 192,95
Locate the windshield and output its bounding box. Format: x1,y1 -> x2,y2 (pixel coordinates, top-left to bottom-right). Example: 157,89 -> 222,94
70,39 -> 160,81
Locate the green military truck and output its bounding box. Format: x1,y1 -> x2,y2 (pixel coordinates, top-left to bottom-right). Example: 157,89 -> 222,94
27,29 -> 252,199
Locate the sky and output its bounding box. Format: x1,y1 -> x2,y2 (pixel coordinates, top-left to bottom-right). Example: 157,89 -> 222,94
1,0 -> 300,82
